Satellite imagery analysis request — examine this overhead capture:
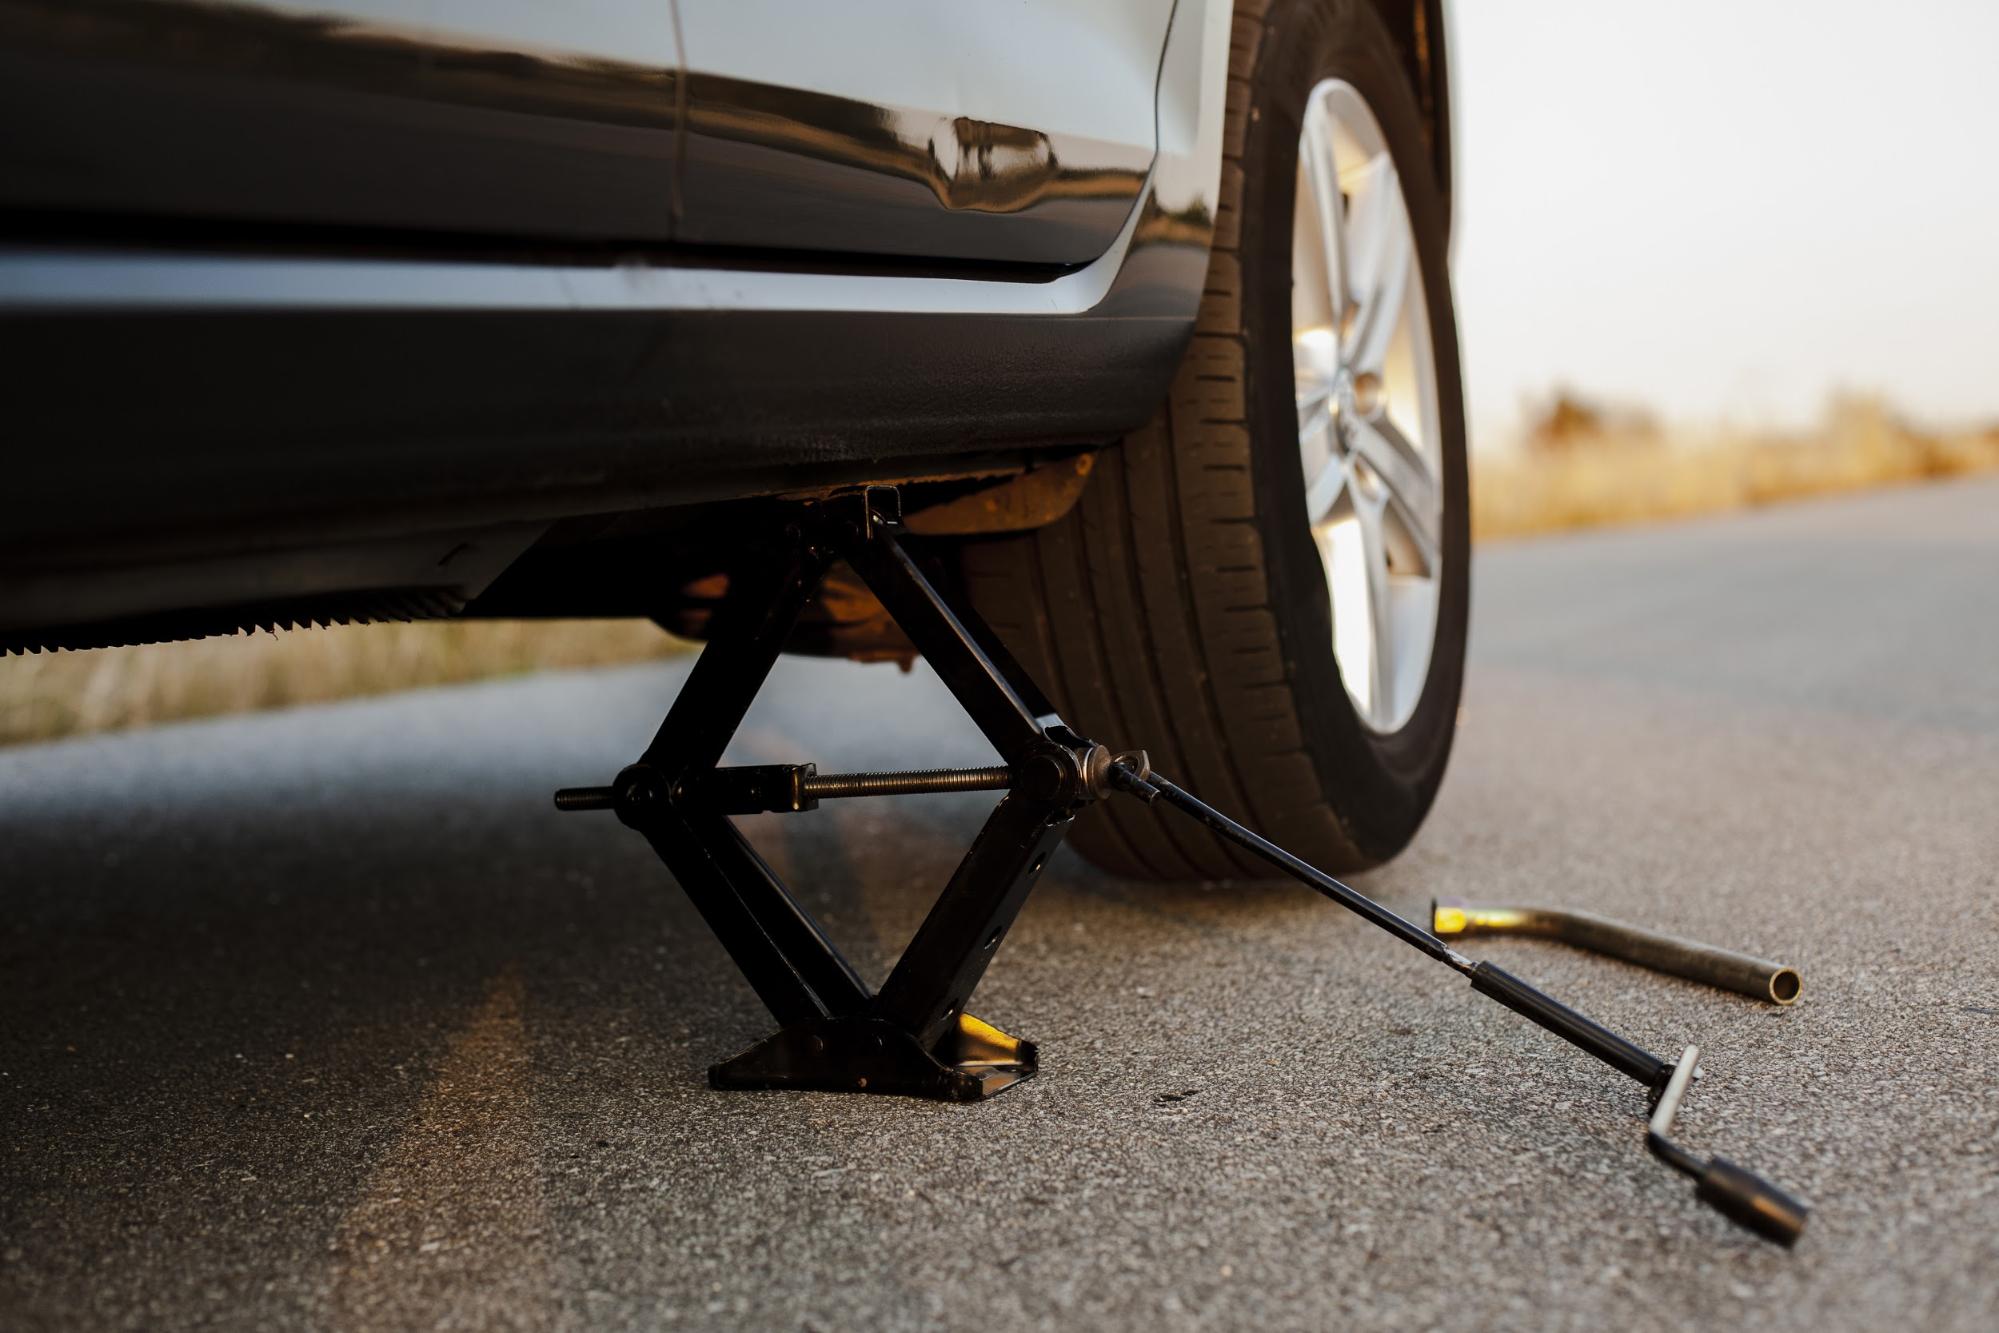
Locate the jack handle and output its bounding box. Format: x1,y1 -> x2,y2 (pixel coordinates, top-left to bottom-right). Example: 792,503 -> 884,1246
1107,760 -> 1667,1085
1107,760 -> 1809,1246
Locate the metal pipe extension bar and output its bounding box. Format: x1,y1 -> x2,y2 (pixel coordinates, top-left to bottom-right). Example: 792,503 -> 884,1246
1431,899 -> 1802,1006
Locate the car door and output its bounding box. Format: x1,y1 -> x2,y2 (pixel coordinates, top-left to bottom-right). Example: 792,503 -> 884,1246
670,0 -> 1175,267
0,0 -> 681,243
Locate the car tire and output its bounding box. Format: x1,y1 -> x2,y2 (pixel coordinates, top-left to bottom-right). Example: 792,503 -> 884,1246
962,0 -> 1469,881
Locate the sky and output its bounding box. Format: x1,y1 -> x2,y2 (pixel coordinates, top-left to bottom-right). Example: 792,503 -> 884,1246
1449,0 -> 1999,442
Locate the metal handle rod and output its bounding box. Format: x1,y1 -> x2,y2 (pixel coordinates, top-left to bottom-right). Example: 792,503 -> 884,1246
1112,763 -> 1672,1089
1112,765 -> 1471,970
1467,960 -> 1672,1088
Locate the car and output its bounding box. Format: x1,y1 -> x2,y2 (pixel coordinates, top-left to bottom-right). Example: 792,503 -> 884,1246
0,0 -> 1465,880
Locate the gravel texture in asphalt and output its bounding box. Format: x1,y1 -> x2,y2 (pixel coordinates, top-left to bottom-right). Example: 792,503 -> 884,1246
3,476 -> 1997,1331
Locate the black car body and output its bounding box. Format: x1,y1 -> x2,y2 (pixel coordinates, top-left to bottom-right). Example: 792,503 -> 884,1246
0,0 -> 1448,656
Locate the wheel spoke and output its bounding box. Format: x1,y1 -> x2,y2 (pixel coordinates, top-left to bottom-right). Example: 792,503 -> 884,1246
1348,414 -> 1441,572
1297,95 -> 1350,325
1295,339 -> 1335,432
1296,327 -> 1341,520
1304,450 -> 1345,522
1294,325 -> 1339,380
1356,497 -> 1395,724
1342,160 -> 1414,376
1297,386 -> 1331,438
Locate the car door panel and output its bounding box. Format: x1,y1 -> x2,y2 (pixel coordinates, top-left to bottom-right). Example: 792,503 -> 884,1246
0,0 -> 680,243
672,0 -> 1172,267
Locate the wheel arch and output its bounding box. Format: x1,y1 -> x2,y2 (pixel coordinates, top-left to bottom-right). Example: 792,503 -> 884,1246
1363,0 -> 1454,226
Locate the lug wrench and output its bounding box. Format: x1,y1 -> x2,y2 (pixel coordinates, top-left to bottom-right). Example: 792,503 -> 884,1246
1107,757 -> 1809,1247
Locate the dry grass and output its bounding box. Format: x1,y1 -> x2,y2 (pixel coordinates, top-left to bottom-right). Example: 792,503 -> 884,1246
1473,394 -> 1999,540
7,395 -> 1996,749
1,619 -> 689,748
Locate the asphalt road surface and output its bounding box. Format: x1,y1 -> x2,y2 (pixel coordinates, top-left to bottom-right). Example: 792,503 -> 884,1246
4,476 -> 1997,1332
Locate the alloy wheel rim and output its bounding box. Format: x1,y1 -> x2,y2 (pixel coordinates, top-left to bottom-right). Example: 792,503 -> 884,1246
1292,78 -> 1445,734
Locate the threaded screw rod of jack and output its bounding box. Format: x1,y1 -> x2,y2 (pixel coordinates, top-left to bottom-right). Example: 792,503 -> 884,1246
554,764 -> 1015,814
801,766 -> 1012,799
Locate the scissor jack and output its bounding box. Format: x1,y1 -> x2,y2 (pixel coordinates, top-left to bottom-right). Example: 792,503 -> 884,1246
556,487 -> 1809,1245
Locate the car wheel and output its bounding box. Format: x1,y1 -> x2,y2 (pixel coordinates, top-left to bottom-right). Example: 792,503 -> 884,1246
962,0 -> 1469,880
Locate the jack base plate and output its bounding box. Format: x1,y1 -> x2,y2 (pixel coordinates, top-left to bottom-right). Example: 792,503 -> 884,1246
709,1012 -> 1037,1102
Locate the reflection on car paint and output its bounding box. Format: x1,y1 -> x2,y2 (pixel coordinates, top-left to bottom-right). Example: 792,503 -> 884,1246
675,74 -> 1149,266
